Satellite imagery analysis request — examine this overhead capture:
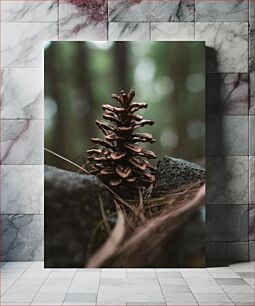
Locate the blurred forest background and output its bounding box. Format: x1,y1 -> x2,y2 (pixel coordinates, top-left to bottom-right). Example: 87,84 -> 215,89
45,42 -> 205,170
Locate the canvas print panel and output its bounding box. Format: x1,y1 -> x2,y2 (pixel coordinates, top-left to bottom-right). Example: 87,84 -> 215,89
44,41 -> 205,268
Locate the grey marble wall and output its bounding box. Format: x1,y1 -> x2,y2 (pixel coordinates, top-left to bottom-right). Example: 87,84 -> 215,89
1,0 -> 254,264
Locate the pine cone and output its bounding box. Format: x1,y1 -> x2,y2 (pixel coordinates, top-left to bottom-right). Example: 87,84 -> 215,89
87,90 -> 157,197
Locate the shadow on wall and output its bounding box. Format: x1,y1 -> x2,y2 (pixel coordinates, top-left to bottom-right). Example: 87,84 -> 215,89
205,46 -> 228,266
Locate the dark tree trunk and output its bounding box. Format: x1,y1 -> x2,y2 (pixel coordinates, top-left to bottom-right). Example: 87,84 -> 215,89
76,43 -> 95,140
114,42 -> 130,91
45,44 -> 67,168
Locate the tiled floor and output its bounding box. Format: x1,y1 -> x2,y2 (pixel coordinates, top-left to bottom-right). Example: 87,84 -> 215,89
0,262 -> 254,305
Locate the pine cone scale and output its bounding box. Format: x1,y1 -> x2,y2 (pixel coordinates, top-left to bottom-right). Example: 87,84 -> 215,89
87,90 -> 157,197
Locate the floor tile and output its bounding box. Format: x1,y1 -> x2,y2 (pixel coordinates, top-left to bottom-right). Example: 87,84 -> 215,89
215,278 -> 247,285
243,277 -> 255,288
31,291 -> 66,305
163,293 -> 198,305
157,277 -> 187,286
2,291 -> 36,303
127,303 -> 166,306
68,278 -> 99,293
208,267 -> 240,278
64,292 -> 97,303
189,284 -> 224,293
97,285 -> 126,304
230,262 -> 254,272
220,284 -> 253,293
160,284 -> 192,294
180,268 -> 211,278
127,269 -> 157,279
101,268 -> 126,278
237,272 -> 254,279
227,292 -> 254,305
193,292 -> 234,305
75,271 -> 101,279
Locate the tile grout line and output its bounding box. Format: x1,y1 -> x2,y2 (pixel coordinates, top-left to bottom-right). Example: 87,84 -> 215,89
178,269 -> 199,305
154,268 -> 167,306
61,268 -> 78,305
207,268 -> 243,306
29,267 -> 53,305
1,262 -> 33,296
95,268 -> 102,305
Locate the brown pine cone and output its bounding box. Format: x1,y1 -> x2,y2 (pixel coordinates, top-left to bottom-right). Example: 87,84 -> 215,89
86,90 -> 157,197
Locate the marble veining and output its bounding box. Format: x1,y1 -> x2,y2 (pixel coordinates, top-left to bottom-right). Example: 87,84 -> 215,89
206,157 -> 248,205
195,22 -> 248,73
59,1 -> 107,40
1,165 -> 43,214
2,0 -> 58,22
206,73 -> 249,116
151,22 -> 194,40
108,0 -> 195,22
196,0 -> 248,22
207,115 -> 248,156
1,68 -> 43,119
1,119 -> 43,165
2,22 -> 58,68
109,22 -> 150,41
1,214 -> 43,261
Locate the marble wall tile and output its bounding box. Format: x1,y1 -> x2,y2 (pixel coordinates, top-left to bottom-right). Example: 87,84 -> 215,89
249,71 -> 254,114
227,242 -> 249,262
1,68 -> 43,119
205,242 -> 227,263
1,214 -> 43,261
2,22 -> 58,68
206,116 -> 248,156
195,22 -> 248,73
249,24 -> 254,72
249,116 -> 254,155
108,0 -> 195,22
1,119 -> 43,165
249,156 -> 254,205
151,22 -> 194,40
206,157 -> 248,205
1,165 -> 43,214
109,22 -> 150,41
59,2 -> 107,40
249,205 -> 254,240
249,25 -> 254,114
2,0 -> 58,22
196,0 -> 248,22
206,205 -> 249,241
249,241 -> 254,260
250,0 -> 254,21
206,73 -> 249,116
